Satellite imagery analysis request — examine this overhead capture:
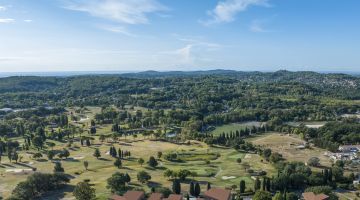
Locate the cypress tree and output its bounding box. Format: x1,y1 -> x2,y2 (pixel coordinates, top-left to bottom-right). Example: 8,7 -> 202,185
172,179 -> 181,194
240,180 -> 246,193
189,182 -> 195,196
194,182 -> 201,197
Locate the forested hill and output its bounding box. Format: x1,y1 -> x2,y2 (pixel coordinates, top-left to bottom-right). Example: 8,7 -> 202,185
0,70 -> 359,90
0,70 -> 359,109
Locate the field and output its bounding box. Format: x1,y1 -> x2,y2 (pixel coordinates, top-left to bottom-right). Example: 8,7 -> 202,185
0,119 -> 276,199
210,121 -> 265,136
249,133 -> 333,168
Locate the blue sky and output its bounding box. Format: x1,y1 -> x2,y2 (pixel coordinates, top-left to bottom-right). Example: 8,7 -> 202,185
0,0 -> 360,72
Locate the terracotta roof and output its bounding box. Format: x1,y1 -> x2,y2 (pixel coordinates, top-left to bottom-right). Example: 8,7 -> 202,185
302,192 -> 329,200
149,193 -> 164,200
164,194 -> 183,200
203,188 -> 231,200
110,195 -> 127,200
110,191 -> 145,200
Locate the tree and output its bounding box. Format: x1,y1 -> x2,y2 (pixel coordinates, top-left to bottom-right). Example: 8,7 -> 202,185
54,162 -> 64,173
93,148 -> 101,159
237,158 -> 242,163
99,135 -> 106,143
11,173 -> 69,200
61,149 -> 70,159
83,161 -> 89,170
307,157 -> 320,167
32,136 -> 44,150
240,180 -> 246,193
263,148 -> 272,159
164,169 -> 174,180
73,182 -> 96,200
194,182 -> 201,197
137,171 -> 151,184
148,156 -> 158,168
253,191 -> 272,200
331,166 -> 343,182
254,177 -> 261,191
157,151 -> 163,159
286,193 -> 298,200
189,182 -> 195,196
114,158 -> 122,169
33,152 -> 43,160
125,173 -> 131,184
273,192 -> 284,200
177,169 -> 191,181
12,152 -> 19,163
47,151 -> 55,160
172,179 -> 181,194
138,158 -> 144,166
107,172 -> 127,192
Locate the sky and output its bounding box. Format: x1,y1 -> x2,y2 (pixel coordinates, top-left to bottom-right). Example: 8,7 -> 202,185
0,0 -> 360,72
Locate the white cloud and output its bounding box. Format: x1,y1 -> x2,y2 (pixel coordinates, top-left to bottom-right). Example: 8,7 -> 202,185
24,19 -> 33,23
250,20 -> 265,32
64,0 -> 167,25
202,0 -> 269,25
0,18 -> 15,23
0,6 -> 7,11
160,36 -> 222,66
99,25 -> 136,37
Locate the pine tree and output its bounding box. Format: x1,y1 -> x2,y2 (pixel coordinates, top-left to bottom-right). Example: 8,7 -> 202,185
54,162 -> 64,172
114,158 -> 122,168
93,148 -> 101,159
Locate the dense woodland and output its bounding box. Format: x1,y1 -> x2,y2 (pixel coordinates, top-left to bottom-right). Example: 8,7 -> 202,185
0,70 -> 359,146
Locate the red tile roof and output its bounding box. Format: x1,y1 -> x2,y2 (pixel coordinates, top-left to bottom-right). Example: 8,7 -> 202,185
203,188 -> 231,200
110,191 -> 145,200
164,194 -> 183,200
149,193 -> 164,200
302,192 -> 329,200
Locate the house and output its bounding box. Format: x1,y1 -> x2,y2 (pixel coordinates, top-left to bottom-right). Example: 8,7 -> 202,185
110,191 -> 145,200
302,192 -> 329,200
339,145 -> 360,153
163,194 -> 183,200
203,188 -> 232,200
148,193 -> 164,200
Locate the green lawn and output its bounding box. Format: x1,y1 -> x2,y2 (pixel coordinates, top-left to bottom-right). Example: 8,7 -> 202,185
211,122 -> 265,136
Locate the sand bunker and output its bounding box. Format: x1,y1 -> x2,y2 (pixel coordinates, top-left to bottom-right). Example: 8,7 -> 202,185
305,124 -> 324,128
6,168 -> 33,173
222,176 -> 236,180
73,156 -> 85,160
244,154 -> 252,159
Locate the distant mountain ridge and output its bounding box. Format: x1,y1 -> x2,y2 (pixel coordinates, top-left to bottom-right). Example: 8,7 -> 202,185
0,70 -> 358,93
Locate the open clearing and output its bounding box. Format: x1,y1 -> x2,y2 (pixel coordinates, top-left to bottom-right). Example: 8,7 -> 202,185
211,121 -> 265,136
249,133 -> 332,168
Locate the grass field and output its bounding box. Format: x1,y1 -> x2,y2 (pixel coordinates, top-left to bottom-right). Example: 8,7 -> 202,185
210,121 -> 265,136
249,133 -> 332,169
0,130 -> 275,199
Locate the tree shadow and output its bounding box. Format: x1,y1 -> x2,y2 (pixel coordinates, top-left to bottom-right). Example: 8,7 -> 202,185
64,158 -> 80,162
40,184 -> 76,200
147,181 -> 162,188
98,158 -> 111,161
2,163 -> 14,167
14,162 -> 35,169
